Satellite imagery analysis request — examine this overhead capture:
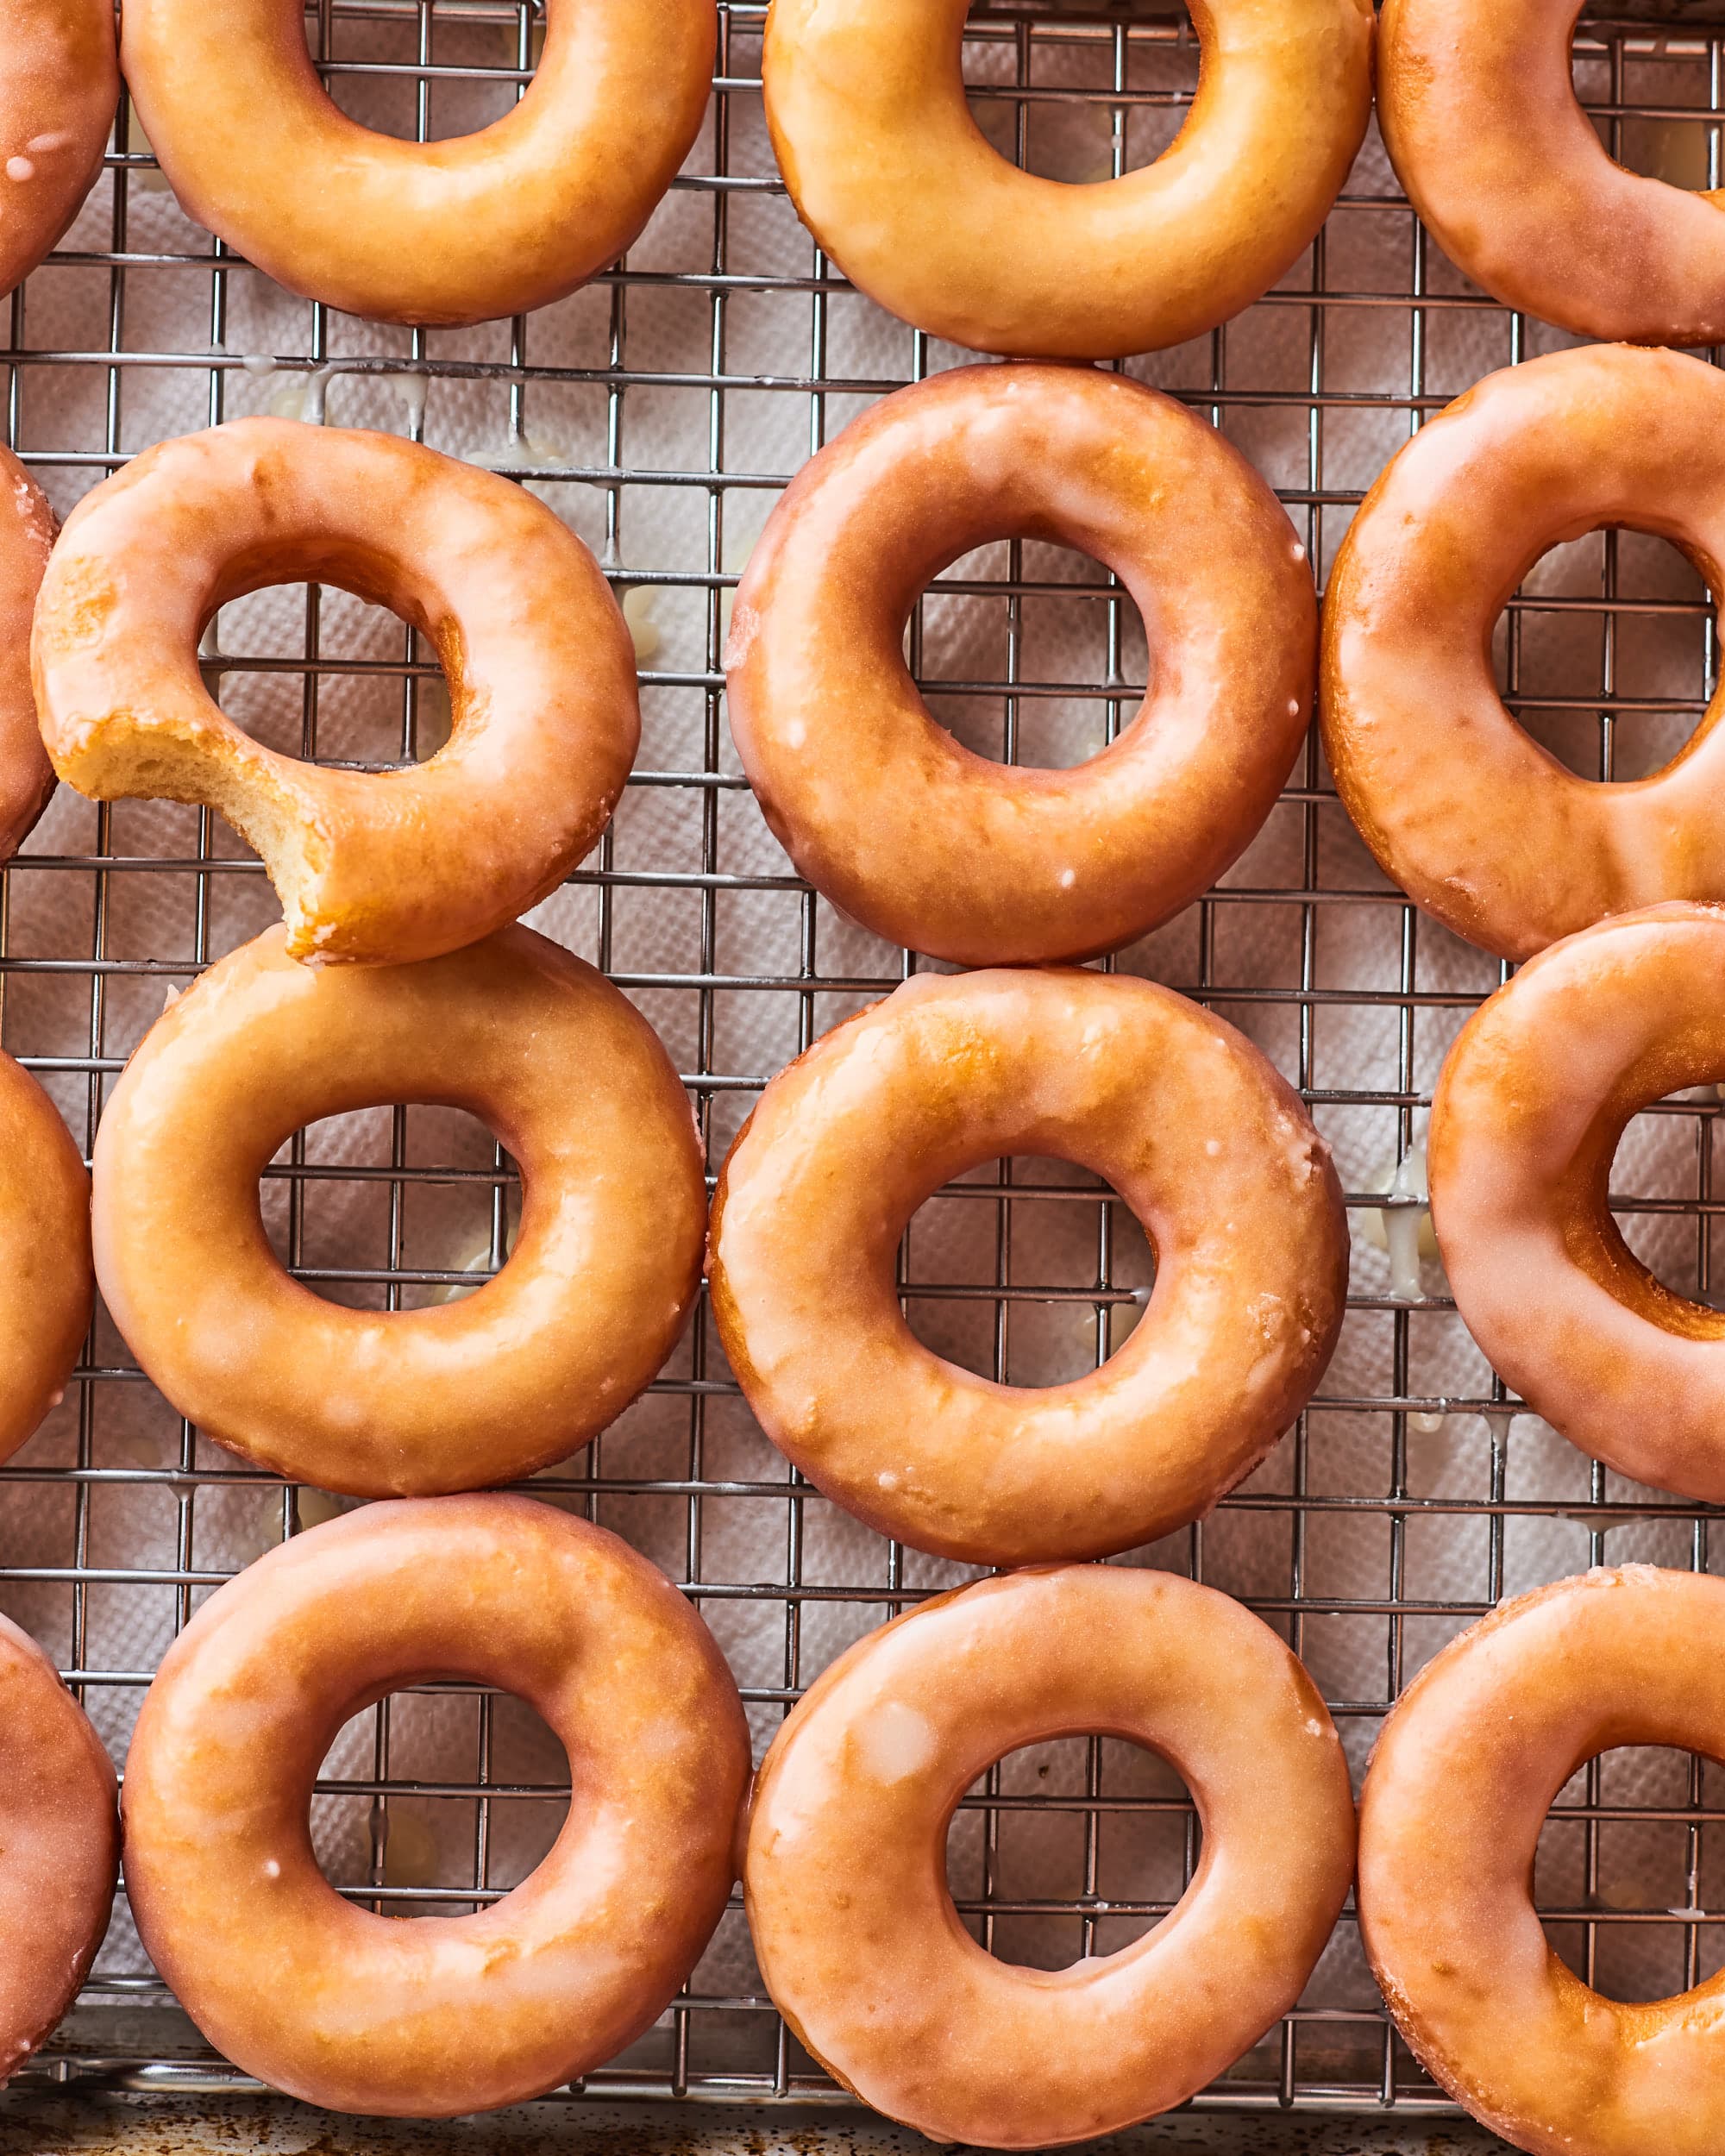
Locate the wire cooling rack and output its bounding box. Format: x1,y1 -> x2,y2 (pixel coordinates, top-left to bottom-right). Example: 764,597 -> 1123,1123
6,1 -> 1725,2140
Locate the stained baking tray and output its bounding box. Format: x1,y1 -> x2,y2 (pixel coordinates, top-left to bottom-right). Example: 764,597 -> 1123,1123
2,4 -> 1722,2151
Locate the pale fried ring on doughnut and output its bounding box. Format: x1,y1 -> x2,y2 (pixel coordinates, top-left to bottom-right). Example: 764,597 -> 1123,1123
33,417 -> 639,968
1322,344 -> 1725,962
762,0 -> 1373,360
91,924 -> 706,1496
745,1564 -> 1356,2150
0,1047 -> 92,1468
725,365 -> 1318,968
1358,1566 -> 1725,2156
0,2 -> 117,302
709,968 -> 1347,1567
122,1495 -> 750,2118
1430,902 -> 1725,1504
121,0 -> 715,328
0,1614 -> 118,2083
1381,0 -> 1725,347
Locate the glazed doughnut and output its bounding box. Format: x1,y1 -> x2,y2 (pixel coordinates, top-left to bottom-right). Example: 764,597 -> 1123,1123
91,924 -> 705,1495
726,365 -> 1318,967
1359,1565 -> 1725,2156
1380,0 -> 1725,346
709,968 -> 1347,1566
1430,902 -> 1725,1504
762,0 -> 1373,359
0,1049 -> 92,1468
122,1495 -> 750,2117
1322,344 -> 1725,962
0,3 -> 116,301
0,443 -> 58,859
120,1 -> 714,327
745,1564 -> 1355,2149
0,1614 -> 118,2084
33,417 -> 639,968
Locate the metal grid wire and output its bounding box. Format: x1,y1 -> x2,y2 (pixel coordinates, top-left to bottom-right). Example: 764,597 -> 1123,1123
3,0 -> 1725,2130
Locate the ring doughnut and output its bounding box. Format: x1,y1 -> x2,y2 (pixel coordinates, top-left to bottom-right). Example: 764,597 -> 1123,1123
709,967 -> 1347,1566
1380,0 -> 1725,347
0,1049 -> 92,1469
1358,1565 -> 1725,2156
34,417 -> 639,969
761,0 -> 1373,359
120,1 -> 715,328
725,364 -> 1318,967
0,444 -> 59,859
745,1564 -> 1356,2148
0,1614 -> 118,2084
0,3 -> 117,302
1322,344 -> 1725,962
91,924 -> 706,1496
1430,901 -> 1725,1504
122,1495 -> 750,2117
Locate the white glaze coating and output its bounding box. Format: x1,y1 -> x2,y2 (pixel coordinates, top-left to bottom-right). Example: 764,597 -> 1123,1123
1430,902 -> 1725,1502
709,967 -> 1347,1564
746,1564 -> 1355,2148
33,417 -> 639,967
0,1614 -> 118,2084
91,924 -> 706,1495
1323,345 -> 1725,961
726,364 -> 1318,967
122,1496 -> 750,2117
1360,1566 -> 1725,2156
1380,0 -> 1725,346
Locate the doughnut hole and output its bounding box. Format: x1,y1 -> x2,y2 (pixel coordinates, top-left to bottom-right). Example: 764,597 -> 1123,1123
963,4 -> 1197,185
1534,1746 -> 1725,2001
1575,37 -> 1721,192
313,5 -> 529,144
944,1736 -> 1196,1971
310,1684 -> 571,1921
260,1106 -> 516,1314
208,584 -> 455,780
916,542 -> 1151,771
1493,530 -> 1711,784
901,1155 -> 1154,1385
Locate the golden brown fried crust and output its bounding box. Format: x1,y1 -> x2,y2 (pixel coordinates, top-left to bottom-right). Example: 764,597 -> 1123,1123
710,965 -> 1347,1565
122,1497 -> 750,2117
92,924 -> 706,1495
763,0 -> 1372,359
121,0 -> 713,327
726,363 -> 1318,966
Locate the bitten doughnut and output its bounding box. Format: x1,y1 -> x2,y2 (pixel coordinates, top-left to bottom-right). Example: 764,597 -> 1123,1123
92,924 -> 705,1495
746,1564 -> 1355,2149
710,968 -> 1347,1565
1430,902 -> 1725,1504
1359,1566 -> 1725,2156
120,1 -> 714,327
0,3 -> 116,301
123,1496 -> 750,2117
0,1049 -> 93,1468
762,0 -> 1372,358
33,417 -> 638,968
1380,0 -> 1725,346
0,1614 -> 118,2084
1322,345 -> 1725,962
726,365 -> 1317,967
